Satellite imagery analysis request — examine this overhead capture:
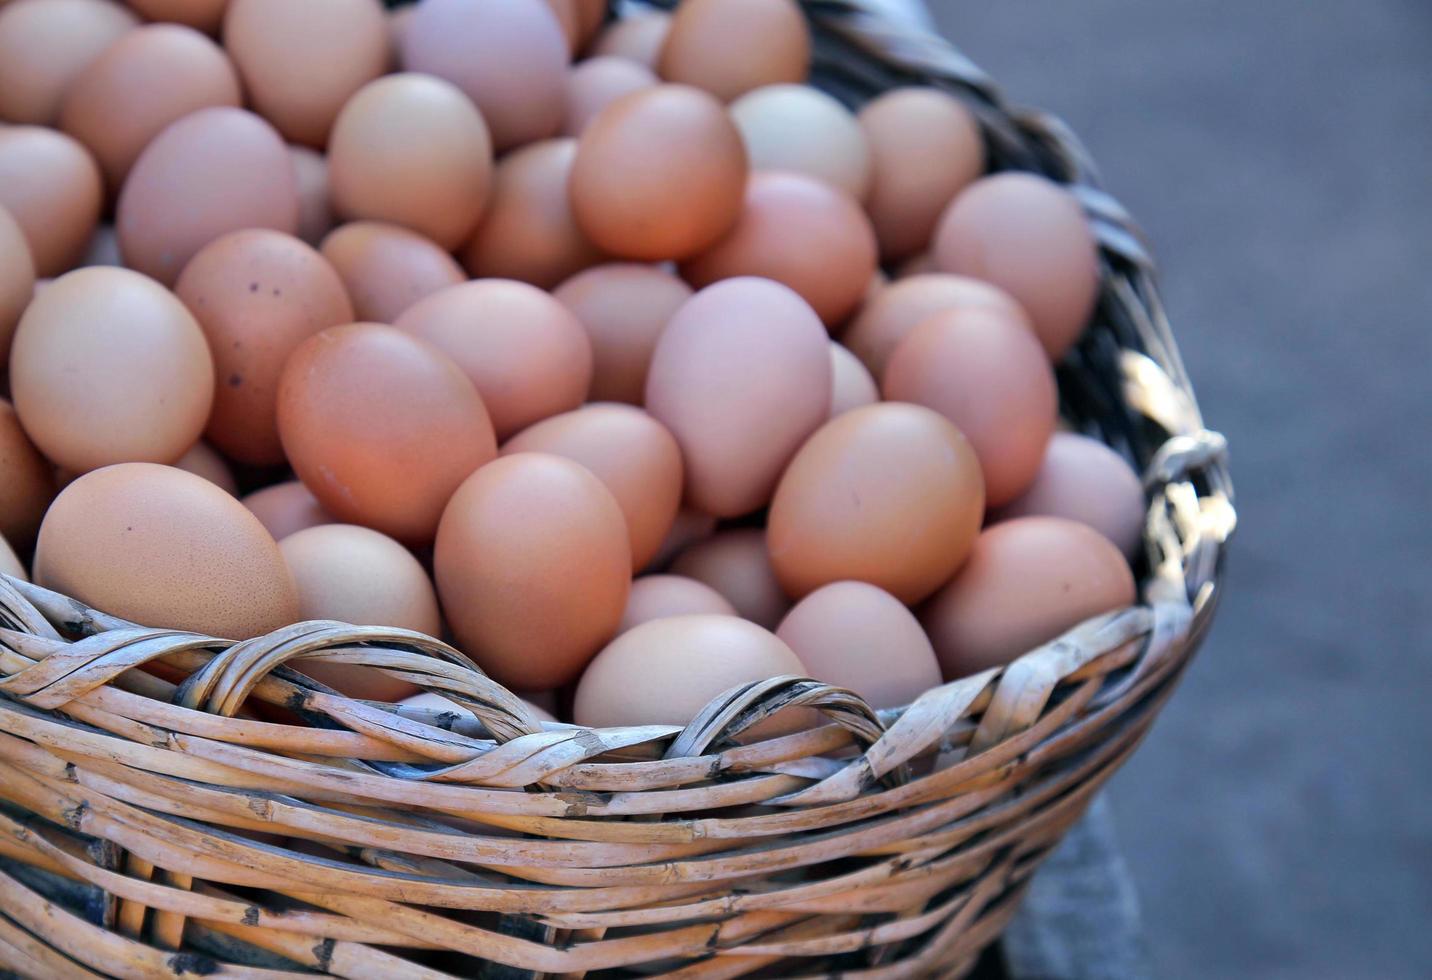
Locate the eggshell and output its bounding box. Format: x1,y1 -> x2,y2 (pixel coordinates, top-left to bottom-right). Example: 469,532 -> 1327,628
435,452 -> 631,691
767,402 -> 985,603
543,0 -> 580,52
277,323 -> 497,544
670,528 -> 789,629
400,0 -> 569,152
573,615 -> 806,729
327,74 -> 493,251
590,10 -> 669,68
280,522 -> 440,637
645,278 -> 829,517
619,575 -> 735,633
395,279 -> 593,439
0,397 -> 54,550
552,263 -> 691,404
174,442 -> 236,496
34,462 -> 298,638
10,267 -> 214,473
657,0 -> 809,102
922,516 -> 1136,678
729,84 -> 870,201
125,0 -> 229,33
827,342 -> 878,418
858,87 -> 985,261
570,84 -> 747,261
502,403 -> 682,570
0,203 -> 35,367
0,532 -> 24,581
460,138 -> 603,289
647,507 -> 717,572
0,125 -> 102,276
562,56 -> 657,136
241,480 -> 333,542
932,172 -> 1100,361
59,23 -> 242,189
117,107 -> 298,285
224,0 -> 389,148
289,146 -> 335,247
319,221 -> 465,324
994,433 -> 1146,558
0,0 -> 138,125
776,581 -> 940,710
883,307 -> 1058,506
681,171 -> 878,327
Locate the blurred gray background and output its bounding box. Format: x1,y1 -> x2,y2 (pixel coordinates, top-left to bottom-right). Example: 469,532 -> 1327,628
926,2 -> 1432,978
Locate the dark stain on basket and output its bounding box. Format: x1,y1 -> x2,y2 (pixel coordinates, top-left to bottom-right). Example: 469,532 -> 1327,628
241,905 -> 260,927
312,938 -> 335,971
166,951 -> 219,975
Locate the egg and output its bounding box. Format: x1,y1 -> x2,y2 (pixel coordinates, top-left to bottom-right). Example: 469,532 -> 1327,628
883,306 -> 1058,507
827,342 -> 878,418
0,0 -> 137,125
994,433 -> 1146,559
857,87 -> 985,261
569,84 -> 747,260
125,0 -> 229,33
0,204 -> 35,367
400,0 -> 569,152
0,126 -> 102,276
767,403 -> 985,603
241,480 -> 333,542
289,146 -> 335,247
776,581 -> 941,710
34,462 -> 298,638
932,172 -> 1100,361
460,138 -> 604,288
573,615 -> 806,729
922,516 -> 1136,678
562,56 -> 658,136
277,323 -> 497,544
319,221 -> 465,324
590,9 -> 669,68
59,23 -> 242,189
117,107 -> 298,285
646,278 -> 828,516
435,453 -> 631,690
174,442 -> 236,496
502,403 -> 682,570
10,268 -> 214,473
543,0 -> 581,53
682,171 -> 878,327
619,575 -> 736,633
670,528 -> 789,629
327,73 -> 493,251
0,397 -> 54,550
729,84 -> 871,201
646,507 -> 717,572
224,0 -> 389,148
552,263 -> 690,404
0,532 -> 24,581
657,0 -> 809,102
395,279 -> 593,440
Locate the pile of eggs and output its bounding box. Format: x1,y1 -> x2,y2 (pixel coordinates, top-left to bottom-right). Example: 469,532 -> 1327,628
0,0 -> 1147,731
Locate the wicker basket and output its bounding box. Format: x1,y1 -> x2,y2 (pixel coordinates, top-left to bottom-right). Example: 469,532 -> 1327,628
0,2 -> 1234,977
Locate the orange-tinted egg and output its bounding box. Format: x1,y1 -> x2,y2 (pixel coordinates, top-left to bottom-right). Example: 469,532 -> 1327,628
0,397 -> 54,550
657,0 -> 809,102
0,125 -> 102,276
590,10 -> 669,68
174,441 -> 236,495
241,480 -> 333,541
729,84 -> 870,201
0,203 -> 35,367
619,574 -> 736,633
319,221 -> 465,324
562,56 -> 657,136
670,528 -> 789,629
289,145 -> 335,247
126,0 -> 229,33
827,342 -> 878,418
0,0 -> 137,125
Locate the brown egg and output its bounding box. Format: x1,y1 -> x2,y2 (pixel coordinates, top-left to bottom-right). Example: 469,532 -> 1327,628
776,581 -> 941,710
327,74 -> 493,251
0,126 -> 102,276
858,87 -> 985,261
883,307 -> 1058,507
395,279 -> 592,439
10,268 -> 214,473
657,0 -> 809,102
34,462 -> 298,638
125,0 -> 229,33
277,323 -> 497,544
400,0 -> 569,152
117,107 -> 297,285
671,529 -> 789,629
922,516 -> 1136,678
289,146 -> 334,247
828,342 -> 878,418
0,0 -> 137,125
646,507 -> 717,572
59,23 -> 241,189
175,229 -> 354,464
319,221 -> 465,324
460,138 -> 603,288
502,403 -> 682,570
841,273 -> 1027,377
574,614 -> 805,728
590,9 -> 669,68
280,523 -> 440,637
570,85 -> 747,261
562,56 -> 657,136
681,171 -> 878,327
241,480 -> 333,542
994,433 -> 1146,559
932,173 -> 1100,361
729,84 -> 870,201
224,0 -> 389,148
174,442 -> 236,495
0,203 -> 35,368
767,403 -> 985,603
0,397 -> 54,550
435,452 -> 631,691
0,532 -> 23,581
552,263 -> 691,404
619,575 -> 736,633
543,0 -> 580,53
